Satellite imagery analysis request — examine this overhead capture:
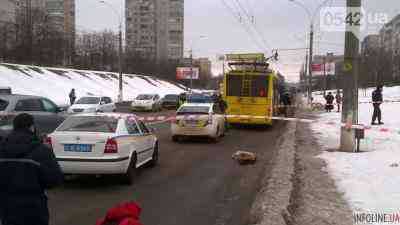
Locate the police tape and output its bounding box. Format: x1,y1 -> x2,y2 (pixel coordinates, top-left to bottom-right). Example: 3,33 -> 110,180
139,114 -> 399,135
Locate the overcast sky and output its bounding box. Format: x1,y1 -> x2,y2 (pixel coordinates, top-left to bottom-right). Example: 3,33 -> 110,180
76,0 -> 399,82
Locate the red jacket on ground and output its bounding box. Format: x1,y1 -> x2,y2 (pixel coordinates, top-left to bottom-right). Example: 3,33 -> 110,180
95,202 -> 143,225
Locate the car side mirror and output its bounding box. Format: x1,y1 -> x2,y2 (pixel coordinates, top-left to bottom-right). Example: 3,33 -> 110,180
100,101 -> 106,105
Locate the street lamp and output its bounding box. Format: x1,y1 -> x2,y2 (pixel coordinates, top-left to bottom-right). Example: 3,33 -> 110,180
189,35 -> 207,92
288,0 -> 331,103
99,0 -> 124,102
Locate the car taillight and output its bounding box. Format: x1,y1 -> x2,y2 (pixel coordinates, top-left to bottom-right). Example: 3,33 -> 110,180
104,138 -> 118,154
43,136 -> 52,149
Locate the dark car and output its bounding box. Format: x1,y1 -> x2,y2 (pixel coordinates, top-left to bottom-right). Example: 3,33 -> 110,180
0,95 -> 66,140
161,94 -> 180,109
186,93 -> 213,104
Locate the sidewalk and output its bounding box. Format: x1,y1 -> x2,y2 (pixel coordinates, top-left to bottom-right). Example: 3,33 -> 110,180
289,114 -> 353,225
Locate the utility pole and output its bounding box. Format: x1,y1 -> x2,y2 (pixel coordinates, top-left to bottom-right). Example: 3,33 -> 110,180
340,0 -> 361,152
190,49 -> 193,92
323,55 -> 327,96
308,24 -> 314,103
118,23 -> 123,102
26,0 -> 32,64
305,53 -> 309,95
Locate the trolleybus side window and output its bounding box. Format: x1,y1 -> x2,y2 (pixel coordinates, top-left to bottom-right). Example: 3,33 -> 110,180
227,75 -> 242,96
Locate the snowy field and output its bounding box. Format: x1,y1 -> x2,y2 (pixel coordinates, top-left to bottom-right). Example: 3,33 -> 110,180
0,63 -> 187,106
310,86 -> 400,224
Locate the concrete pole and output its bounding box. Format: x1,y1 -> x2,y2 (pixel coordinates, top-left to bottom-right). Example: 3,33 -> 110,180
323,56 -> 327,95
308,24 -> 314,104
340,0 -> 361,152
118,23 -> 123,102
190,49 -> 193,92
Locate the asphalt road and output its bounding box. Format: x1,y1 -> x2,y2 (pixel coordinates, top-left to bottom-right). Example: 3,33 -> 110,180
47,110 -> 287,225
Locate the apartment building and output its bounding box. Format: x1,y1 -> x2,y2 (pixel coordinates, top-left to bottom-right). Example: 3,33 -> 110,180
125,0 -> 184,63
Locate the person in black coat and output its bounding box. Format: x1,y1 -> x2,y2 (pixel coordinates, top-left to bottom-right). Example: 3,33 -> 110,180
324,92 -> 335,112
69,88 -> 76,105
371,85 -> 384,125
0,113 -> 64,225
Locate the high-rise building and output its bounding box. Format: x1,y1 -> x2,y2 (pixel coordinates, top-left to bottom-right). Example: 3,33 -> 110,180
0,0 -> 17,25
125,0 -> 184,63
45,0 -> 75,65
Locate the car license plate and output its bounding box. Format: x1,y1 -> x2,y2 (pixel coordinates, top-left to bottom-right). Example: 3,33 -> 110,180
64,144 -> 92,152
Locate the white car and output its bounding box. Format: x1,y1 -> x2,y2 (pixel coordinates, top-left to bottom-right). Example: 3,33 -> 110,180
68,96 -> 116,114
131,94 -> 162,112
47,113 -> 159,184
171,103 -> 226,142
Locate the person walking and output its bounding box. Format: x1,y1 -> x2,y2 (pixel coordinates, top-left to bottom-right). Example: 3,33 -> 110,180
324,92 -> 335,112
371,85 -> 384,125
280,92 -> 292,117
335,91 -> 342,112
69,88 -> 76,105
0,113 -> 64,225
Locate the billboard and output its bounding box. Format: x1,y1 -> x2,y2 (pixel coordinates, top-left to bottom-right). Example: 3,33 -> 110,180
176,67 -> 200,80
311,62 -> 335,76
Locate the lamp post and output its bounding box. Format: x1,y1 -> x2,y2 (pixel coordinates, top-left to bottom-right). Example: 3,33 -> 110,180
99,0 -> 123,102
289,0 -> 331,103
189,35 -> 206,92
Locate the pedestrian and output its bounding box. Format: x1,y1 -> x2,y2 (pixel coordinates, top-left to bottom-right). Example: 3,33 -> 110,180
0,113 -> 64,225
371,85 -> 384,125
215,94 -> 229,130
95,202 -> 143,225
280,92 -> 292,117
335,91 -> 342,112
324,92 -> 335,112
69,88 -> 76,105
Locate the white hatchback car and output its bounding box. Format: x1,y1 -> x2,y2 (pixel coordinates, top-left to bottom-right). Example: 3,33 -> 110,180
131,94 -> 162,112
171,103 -> 226,142
47,113 -> 159,184
68,96 -> 116,114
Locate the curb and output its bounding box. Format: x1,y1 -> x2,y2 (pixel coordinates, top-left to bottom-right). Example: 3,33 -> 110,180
249,121 -> 297,225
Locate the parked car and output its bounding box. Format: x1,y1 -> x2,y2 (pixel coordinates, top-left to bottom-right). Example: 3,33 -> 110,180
68,96 -> 116,113
0,94 -> 65,139
161,94 -> 179,109
47,113 -> 159,185
171,103 -> 226,142
131,94 -> 162,112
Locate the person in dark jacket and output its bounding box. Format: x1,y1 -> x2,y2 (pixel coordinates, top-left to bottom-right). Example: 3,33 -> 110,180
69,88 -> 76,105
371,85 -> 384,125
324,92 -> 335,112
280,92 -> 292,117
0,113 -> 63,225
335,91 -> 342,112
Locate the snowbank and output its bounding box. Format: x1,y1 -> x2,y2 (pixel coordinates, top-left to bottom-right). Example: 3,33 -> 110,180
0,63 -> 186,106
310,87 -> 400,223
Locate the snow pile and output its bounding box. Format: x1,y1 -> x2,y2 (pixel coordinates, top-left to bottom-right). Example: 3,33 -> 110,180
310,87 -> 400,222
0,63 -> 186,106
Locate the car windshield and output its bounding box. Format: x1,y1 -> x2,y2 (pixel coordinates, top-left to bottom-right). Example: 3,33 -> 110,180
187,95 -> 213,103
136,94 -> 154,100
0,99 -> 9,111
164,95 -> 178,100
57,116 -> 118,133
75,97 -> 100,105
177,106 -> 210,115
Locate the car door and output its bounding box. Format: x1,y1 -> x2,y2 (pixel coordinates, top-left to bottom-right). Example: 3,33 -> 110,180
106,97 -> 115,112
137,120 -> 154,161
125,119 -> 148,164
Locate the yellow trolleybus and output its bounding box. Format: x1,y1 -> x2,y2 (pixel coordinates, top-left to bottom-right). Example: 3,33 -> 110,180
223,53 -> 281,125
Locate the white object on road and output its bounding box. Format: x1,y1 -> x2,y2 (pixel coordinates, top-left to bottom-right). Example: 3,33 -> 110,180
232,151 -> 257,165
131,94 -> 162,111
48,113 -> 158,184
68,96 -> 115,113
171,103 -> 226,141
